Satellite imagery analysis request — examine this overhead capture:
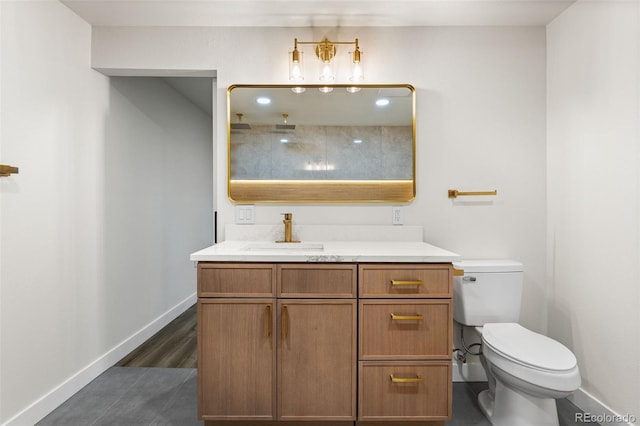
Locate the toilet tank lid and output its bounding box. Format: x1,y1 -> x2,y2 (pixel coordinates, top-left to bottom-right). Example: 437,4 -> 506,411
453,259 -> 523,273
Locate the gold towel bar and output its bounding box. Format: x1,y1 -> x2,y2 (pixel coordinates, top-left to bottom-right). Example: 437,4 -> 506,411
448,189 -> 497,199
0,164 -> 19,177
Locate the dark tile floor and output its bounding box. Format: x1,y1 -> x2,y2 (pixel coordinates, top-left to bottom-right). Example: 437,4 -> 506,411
37,367 -> 596,426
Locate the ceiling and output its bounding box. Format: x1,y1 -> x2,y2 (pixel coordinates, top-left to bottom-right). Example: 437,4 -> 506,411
61,0 -> 576,28
67,0 -> 577,117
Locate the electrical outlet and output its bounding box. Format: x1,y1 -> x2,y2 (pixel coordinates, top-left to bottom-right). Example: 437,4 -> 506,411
392,206 -> 403,225
235,205 -> 255,224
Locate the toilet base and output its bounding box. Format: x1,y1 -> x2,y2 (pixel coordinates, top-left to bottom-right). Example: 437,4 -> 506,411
478,381 -> 560,426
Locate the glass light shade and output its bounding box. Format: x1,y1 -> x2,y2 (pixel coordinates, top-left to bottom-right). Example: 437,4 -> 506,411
349,50 -> 364,82
350,62 -> 364,82
289,50 -> 304,82
319,61 -> 335,82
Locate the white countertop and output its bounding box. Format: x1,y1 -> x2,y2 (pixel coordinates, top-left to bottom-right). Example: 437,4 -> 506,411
190,240 -> 460,263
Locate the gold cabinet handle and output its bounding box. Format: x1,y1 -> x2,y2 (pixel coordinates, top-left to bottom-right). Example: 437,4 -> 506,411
390,313 -> 423,321
390,374 -> 422,383
282,305 -> 288,339
265,305 -> 272,337
390,280 -> 423,286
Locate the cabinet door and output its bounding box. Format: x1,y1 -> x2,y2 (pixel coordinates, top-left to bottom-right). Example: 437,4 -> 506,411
277,299 -> 356,421
198,299 -> 276,420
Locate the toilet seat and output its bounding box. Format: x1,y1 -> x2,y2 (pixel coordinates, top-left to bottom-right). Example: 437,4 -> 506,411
482,323 -> 577,372
481,323 -> 581,394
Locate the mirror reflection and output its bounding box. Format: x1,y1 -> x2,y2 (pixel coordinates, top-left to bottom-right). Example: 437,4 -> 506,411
228,84 -> 415,203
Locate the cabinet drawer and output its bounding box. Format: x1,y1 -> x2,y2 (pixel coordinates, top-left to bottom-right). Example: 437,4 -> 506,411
358,361 -> 452,421
359,300 -> 452,360
278,264 -> 357,298
359,264 -> 452,298
198,263 -> 276,297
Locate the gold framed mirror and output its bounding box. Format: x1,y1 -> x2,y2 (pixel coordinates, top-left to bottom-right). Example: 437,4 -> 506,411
228,84 -> 415,203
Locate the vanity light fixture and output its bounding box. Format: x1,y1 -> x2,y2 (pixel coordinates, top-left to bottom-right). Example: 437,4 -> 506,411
289,37 -> 363,83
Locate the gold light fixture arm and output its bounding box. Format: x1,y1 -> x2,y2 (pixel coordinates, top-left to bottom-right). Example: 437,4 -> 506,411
293,37 -> 360,62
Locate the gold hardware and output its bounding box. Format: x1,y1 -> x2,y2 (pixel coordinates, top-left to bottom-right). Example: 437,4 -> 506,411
289,38 -> 362,81
390,313 -> 424,321
315,38 -> 337,63
0,165 -> 19,177
293,37 -> 360,63
453,268 -> 465,276
390,374 -> 422,383
448,189 -> 497,199
391,279 -> 423,286
266,305 -> 272,337
276,212 -> 300,243
282,305 -> 288,339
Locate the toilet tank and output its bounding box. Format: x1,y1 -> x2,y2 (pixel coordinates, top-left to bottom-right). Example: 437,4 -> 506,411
453,259 -> 524,326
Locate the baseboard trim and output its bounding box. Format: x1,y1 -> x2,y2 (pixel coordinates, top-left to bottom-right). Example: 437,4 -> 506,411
568,388 -> 637,426
1,293 -> 196,426
453,357 -> 636,426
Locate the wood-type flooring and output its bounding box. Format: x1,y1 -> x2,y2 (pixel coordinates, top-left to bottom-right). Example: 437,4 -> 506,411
116,304 -> 197,368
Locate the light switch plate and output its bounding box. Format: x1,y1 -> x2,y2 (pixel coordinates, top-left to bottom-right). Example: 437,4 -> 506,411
235,205 -> 255,224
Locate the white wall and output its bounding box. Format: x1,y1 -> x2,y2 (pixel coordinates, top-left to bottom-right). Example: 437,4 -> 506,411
547,0 -> 640,421
0,2 -> 213,423
93,25 -> 548,333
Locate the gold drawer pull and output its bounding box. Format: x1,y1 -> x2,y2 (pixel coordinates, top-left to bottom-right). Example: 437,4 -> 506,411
282,305 -> 288,339
265,305 -> 272,337
390,374 -> 422,383
391,279 -> 423,286
390,313 -> 423,321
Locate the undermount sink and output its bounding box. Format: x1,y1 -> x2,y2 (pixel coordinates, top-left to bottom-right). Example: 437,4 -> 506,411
242,242 -> 325,251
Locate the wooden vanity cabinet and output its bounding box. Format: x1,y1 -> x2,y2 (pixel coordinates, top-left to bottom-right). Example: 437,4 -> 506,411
358,264 -> 453,422
277,264 -> 357,421
198,263 -> 356,422
197,261 -> 451,425
197,264 -> 277,420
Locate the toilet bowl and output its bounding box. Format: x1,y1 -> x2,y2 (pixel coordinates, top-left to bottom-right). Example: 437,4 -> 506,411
478,323 -> 581,426
453,260 -> 581,426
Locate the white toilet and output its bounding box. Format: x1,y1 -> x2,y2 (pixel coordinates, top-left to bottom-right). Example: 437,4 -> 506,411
453,260 -> 581,426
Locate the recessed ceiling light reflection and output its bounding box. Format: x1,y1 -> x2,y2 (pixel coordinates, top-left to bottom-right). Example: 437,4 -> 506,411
353,139 -> 363,144
375,98 -> 390,107
256,97 -> 271,105
280,138 -> 289,143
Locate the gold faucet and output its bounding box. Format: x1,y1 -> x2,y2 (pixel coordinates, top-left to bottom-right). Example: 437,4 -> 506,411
277,212 -> 299,243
